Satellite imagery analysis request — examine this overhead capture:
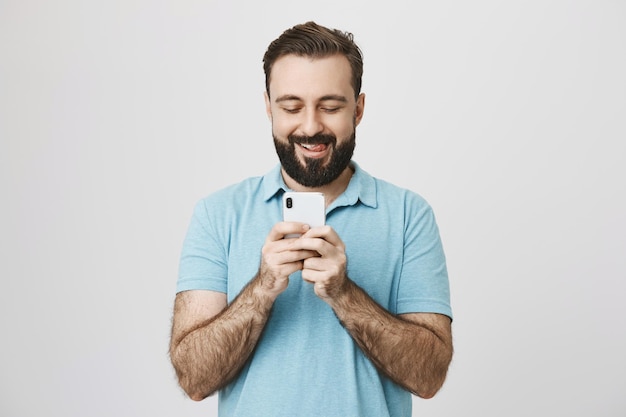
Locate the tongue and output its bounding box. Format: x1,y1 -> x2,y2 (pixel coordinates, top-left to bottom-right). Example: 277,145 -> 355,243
303,143 -> 327,152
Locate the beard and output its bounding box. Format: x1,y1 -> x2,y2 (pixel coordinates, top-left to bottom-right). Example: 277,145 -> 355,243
273,131 -> 356,188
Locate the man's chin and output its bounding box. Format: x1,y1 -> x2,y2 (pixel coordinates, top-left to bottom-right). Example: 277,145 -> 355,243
299,155 -> 330,169
284,164 -> 330,188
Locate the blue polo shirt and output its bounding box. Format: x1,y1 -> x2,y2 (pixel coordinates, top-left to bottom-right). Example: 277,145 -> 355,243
177,162 -> 452,417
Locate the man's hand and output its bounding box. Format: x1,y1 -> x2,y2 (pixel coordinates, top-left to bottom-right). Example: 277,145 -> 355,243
289,225 -> 348,301
258,222 -> 320,299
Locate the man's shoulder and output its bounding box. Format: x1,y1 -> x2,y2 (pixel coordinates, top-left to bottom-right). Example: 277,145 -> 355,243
194,174 -> 265,209
370,175 -> 430,207
210,174 -> 265,196
343,162 -> 432,213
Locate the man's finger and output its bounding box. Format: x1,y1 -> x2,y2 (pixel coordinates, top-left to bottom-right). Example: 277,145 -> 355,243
265,222 -> 311,243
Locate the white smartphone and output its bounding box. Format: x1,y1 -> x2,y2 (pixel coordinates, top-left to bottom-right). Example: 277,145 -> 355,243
282,192 -> 325,238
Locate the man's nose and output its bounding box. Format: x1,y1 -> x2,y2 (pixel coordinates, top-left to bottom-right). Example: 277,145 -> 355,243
299,109 -> 324,137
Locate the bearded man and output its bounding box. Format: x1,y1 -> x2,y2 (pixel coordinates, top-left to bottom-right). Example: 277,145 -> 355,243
169,21 -> 453,417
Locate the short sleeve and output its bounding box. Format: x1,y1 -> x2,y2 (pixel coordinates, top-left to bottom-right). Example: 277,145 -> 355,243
396,194 -> 452,319
176,199 -> 228,294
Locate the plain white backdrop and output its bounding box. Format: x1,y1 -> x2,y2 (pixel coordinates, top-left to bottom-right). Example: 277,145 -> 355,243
1,1 -> 625,416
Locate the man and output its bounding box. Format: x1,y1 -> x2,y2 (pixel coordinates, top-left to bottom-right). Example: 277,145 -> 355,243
170,21 -> 453,417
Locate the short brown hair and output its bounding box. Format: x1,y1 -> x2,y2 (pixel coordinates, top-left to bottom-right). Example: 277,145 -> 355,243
263,21 -> 364,99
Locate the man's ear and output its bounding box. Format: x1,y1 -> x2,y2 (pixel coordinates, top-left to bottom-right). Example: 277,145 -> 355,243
264,91 -> 272,120
355,93 -> 365,126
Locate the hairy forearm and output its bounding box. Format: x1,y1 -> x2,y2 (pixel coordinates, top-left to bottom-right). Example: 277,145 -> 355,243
329,279 -> 453,399
169,278 -> 274,401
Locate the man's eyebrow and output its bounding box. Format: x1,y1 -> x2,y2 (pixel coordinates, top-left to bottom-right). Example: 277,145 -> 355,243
274,94 -> 348,103
275,95 -> 302,103
319,95 -> 348,103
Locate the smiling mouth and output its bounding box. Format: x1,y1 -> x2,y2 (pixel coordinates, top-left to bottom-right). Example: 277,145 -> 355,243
299,143 -> 328,152
289,133 -> 336,157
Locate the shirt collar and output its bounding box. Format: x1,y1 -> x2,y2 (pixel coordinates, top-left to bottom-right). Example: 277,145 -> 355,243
261,161 -> 377,209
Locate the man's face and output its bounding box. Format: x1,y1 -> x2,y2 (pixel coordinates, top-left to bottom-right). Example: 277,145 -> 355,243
265,54 -> 365,188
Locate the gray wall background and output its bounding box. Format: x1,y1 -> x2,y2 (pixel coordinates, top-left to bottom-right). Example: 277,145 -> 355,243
1,1 -> 624,416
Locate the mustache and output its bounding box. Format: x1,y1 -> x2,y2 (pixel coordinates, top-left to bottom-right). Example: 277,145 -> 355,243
288,133 -> 337,146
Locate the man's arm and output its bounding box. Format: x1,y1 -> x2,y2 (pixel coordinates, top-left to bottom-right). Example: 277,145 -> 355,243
169,283 -> 274,401
169,222 -> 316,401
295,226 -> 453,398
328,280 -> 452,399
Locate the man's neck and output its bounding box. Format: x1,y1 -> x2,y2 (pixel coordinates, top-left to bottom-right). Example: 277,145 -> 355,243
281,165 -> 354,208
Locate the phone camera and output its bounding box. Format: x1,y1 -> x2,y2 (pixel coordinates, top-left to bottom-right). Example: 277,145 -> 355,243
286,197 -> 293,208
